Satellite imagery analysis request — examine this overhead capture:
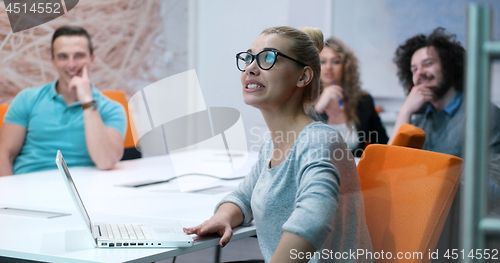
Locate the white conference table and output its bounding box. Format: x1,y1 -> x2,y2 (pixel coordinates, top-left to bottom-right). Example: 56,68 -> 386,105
0,149 -> 258,263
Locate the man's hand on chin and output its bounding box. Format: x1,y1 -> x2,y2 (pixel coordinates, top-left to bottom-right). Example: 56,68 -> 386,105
402,83 -> 437,115
68,65 -> 93,103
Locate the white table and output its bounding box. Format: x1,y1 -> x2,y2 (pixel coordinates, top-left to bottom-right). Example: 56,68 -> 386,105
0,149 -> 258,263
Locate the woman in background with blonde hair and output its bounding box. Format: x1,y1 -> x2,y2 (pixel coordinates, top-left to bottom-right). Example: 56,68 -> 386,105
314,38 -> 388,157
184,26 -> 372,262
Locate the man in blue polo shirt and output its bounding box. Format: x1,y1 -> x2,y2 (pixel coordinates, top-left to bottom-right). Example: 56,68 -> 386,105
0,26 -> 126,176
389,27 -> 500,262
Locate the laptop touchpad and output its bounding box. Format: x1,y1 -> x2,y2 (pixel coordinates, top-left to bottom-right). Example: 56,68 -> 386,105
153,227 -> 176,234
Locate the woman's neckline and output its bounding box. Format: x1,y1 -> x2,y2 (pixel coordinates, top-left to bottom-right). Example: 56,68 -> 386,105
267,121 -> 321,169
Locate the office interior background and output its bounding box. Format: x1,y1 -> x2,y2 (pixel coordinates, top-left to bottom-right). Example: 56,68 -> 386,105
0,0 -> 499,155
1,1 -> 499,262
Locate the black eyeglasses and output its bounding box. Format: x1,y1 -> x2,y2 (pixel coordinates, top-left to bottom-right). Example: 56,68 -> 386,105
236,50 -> 308,72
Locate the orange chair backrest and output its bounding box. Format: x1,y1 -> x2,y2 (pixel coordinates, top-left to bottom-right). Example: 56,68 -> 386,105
357,144 -> 462,263
102,90 -> 136,149
0,104 -> 9,131
391,123 -> 426,149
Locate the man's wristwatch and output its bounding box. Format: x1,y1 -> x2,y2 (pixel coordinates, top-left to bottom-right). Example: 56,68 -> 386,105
82,100 -> 97,110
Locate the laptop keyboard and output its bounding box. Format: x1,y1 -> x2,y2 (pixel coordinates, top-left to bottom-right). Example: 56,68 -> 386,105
105,224 -> 154,240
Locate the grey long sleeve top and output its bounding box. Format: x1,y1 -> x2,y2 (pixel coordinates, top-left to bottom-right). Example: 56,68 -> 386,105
218,122 -> 373,262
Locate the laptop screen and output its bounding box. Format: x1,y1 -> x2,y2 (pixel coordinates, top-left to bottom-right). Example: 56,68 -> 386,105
56,151 -> 93,234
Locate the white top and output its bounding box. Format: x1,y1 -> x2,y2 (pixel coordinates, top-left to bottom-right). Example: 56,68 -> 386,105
329,122 -> 359,151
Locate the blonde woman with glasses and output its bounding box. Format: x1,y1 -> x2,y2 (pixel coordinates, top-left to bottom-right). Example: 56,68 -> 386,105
184,27 -> 373,263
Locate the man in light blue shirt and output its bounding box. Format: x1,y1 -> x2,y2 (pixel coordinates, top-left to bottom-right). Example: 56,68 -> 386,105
0,26 -> 126,175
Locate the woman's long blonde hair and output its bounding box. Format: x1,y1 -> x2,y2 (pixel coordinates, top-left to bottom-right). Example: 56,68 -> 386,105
324,38 -> 364,125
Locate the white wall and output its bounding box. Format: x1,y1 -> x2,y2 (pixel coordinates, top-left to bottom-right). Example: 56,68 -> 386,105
193,0 -> 332,152
330,0 -> 500,131
135,0 -> 190,156
181,0 -> 500,154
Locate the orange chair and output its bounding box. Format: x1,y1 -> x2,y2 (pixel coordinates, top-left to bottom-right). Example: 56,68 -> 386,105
0,104 -> 9,131
357,144 -> 462,263
391,123 -> 426,149
102,90 -> 141,160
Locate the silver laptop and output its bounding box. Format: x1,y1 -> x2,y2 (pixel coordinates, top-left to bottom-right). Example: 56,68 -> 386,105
55,150 -> 193,248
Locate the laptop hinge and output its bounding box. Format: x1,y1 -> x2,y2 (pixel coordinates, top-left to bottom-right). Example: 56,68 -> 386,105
97,225 -> 102,237
92,224 -> 102,239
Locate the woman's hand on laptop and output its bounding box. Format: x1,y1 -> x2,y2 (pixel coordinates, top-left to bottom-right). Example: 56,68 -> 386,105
183,203 -> 244,247
183,214 -> 233,247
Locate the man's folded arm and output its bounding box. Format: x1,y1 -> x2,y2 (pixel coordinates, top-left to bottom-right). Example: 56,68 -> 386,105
83,107 -> 124,170
0,123 -> 27,176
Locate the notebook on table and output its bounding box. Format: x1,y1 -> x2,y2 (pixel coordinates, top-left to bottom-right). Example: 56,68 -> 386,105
55,150 -> 193,248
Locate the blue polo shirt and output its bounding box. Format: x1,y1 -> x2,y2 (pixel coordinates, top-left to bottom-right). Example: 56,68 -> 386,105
4,81 -> 127,174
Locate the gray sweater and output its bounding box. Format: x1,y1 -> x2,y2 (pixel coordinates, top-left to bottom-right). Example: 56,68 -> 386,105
218,122 -> 373,262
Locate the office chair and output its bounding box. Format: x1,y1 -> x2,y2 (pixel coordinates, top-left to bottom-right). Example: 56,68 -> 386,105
102,90 -> 142,160
358,144 -> 462,263
391,123 -> 426,149
0,104 -> 9,131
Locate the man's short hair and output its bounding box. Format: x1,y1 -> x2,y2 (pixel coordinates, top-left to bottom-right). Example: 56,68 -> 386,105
393,27 -> 465,94
51,26 -> 93,58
